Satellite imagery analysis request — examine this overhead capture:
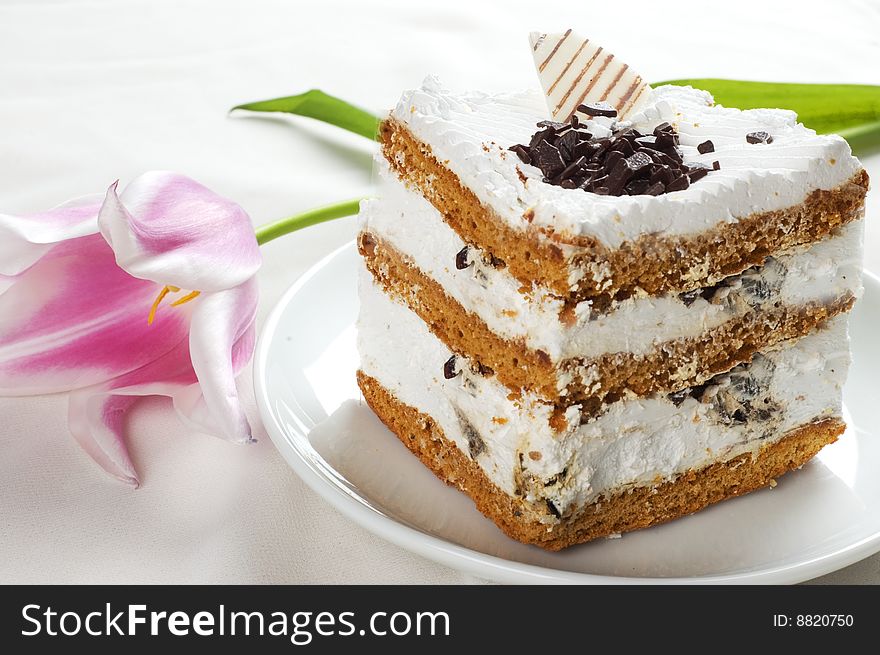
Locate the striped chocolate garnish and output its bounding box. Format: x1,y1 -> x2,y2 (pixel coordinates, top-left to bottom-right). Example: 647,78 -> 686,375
529,30 -> 652,122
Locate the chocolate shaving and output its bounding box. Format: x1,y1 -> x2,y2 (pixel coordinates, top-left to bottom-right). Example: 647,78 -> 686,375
510,144 -> 531,165
536,120 -> 569,131
475,362 -> 494,377
509,117 -> 717,196
679,279 -> 725,307
455,246 -> 470,270
528,127 -> 553,149
485,252 -> 506,269
624,178 -> 650,196
678,290 -> 700,307
626,151 -> 652,174
577,102 -> 617,118
687,164 -> 711,183
666,175 -> 690,192
644,181 -> 665,196
746,131 -> 773,144
697,140 -> 715,154
534,141 -> 565,176
443,355 -> 458,380
667,381 -> 711,406
556,130 -> 579,159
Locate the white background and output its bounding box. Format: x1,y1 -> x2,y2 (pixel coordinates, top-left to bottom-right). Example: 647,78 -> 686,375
1,0 -> 878,583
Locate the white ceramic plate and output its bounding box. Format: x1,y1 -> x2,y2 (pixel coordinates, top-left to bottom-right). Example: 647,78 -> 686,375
254,241 -> 880,584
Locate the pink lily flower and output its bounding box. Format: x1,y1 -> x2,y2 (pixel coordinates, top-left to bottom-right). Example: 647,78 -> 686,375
0,172 -> 261,486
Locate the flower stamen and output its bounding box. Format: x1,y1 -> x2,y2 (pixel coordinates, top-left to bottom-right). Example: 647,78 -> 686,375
171,290 -> 201,307
147,285 -> 179,325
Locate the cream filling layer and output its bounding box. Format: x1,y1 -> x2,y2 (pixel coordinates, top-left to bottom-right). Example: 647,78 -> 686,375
358,269 -> 849,517
391,78 -> 861,247
361,164 -> 863,364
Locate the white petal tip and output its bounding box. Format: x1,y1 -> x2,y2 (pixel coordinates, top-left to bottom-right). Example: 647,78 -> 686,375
106,465 -> 140,488
103,465 -> 140,488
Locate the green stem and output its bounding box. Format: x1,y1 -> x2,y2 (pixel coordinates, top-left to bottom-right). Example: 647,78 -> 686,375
255,198 -> 364,245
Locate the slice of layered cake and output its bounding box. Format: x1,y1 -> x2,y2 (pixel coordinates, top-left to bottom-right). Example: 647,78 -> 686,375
356,32 -> 868,550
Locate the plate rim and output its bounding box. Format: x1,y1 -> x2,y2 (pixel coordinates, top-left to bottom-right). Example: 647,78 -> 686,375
253,240 -> 880,584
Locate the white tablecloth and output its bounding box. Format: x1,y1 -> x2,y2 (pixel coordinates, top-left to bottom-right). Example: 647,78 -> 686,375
1,0 -> 878,584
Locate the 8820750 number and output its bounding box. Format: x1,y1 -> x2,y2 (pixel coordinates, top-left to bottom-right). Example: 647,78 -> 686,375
796,614 -> 853,627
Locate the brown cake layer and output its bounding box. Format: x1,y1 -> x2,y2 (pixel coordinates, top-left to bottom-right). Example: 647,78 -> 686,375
360,231 -> 854,408
381,118 -> 868,307
357,370 -> 843,551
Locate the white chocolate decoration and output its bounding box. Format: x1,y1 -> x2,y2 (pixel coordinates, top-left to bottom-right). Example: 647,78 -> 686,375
529,30 -> 652,121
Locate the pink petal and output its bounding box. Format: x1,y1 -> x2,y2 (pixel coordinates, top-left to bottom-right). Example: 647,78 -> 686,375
186,278 -> 259,443
171,322 -> 256,441
0,274 -> 15,296
0,234 -> 190,395
68,389 -> 140,486
66,300 -> 257,482
92,282 -> 257,444
64,336 -> 202,484
98,172 -> 261,293
0,195 -> 102,277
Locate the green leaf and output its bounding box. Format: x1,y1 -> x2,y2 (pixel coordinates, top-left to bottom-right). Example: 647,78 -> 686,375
232,90 -> 380,141
653,79 -> 880,150
235,81 -> 880,153
837,119 -> 880,154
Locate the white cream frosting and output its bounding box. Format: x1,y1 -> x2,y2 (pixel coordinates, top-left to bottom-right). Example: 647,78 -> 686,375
391,77 -> 861,248
361,164 -> 863,367
358,271 -> 849,517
